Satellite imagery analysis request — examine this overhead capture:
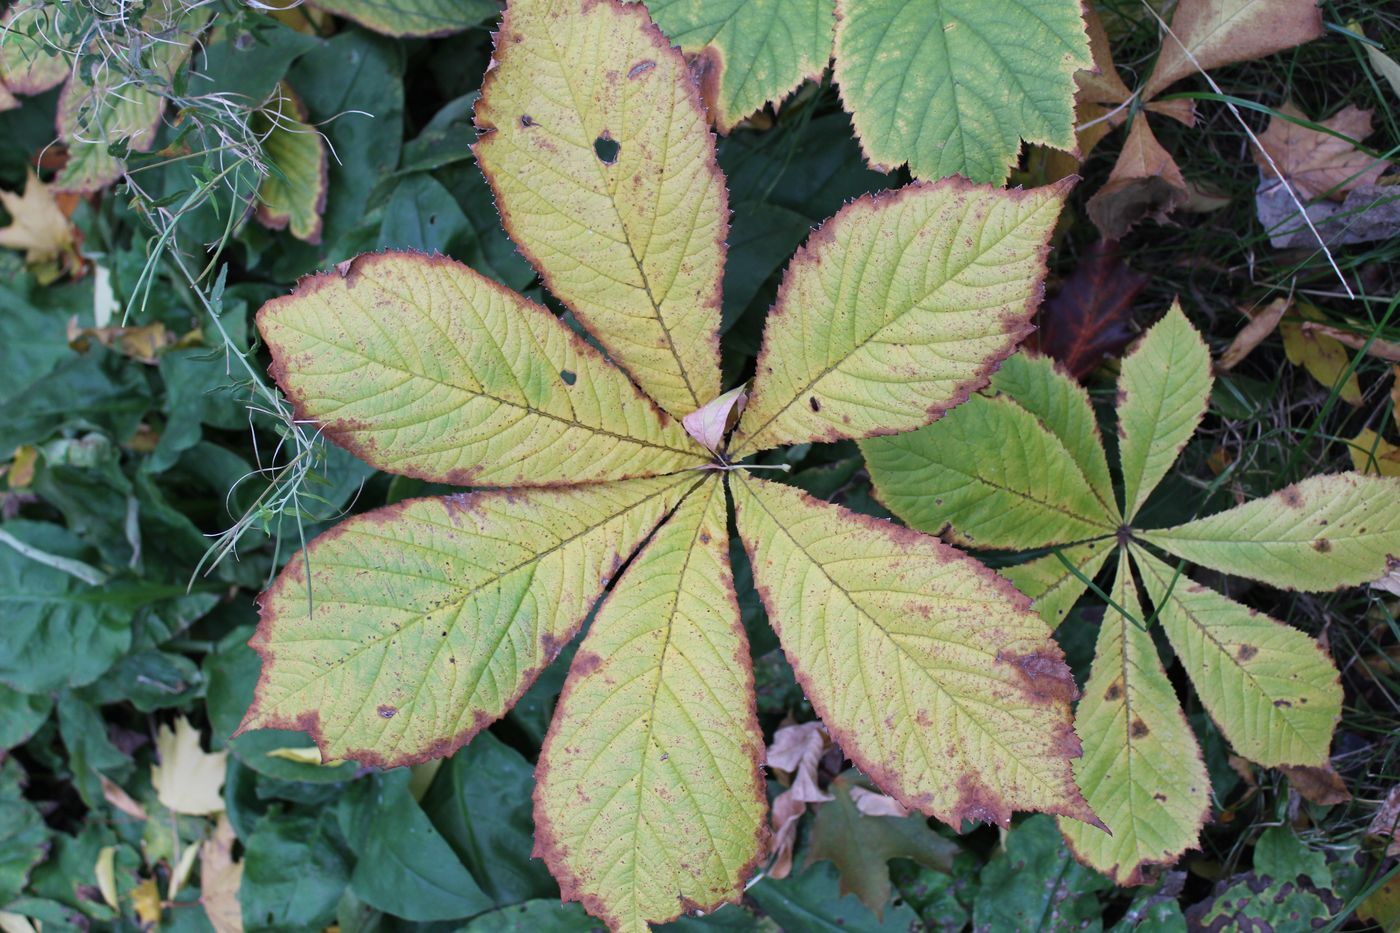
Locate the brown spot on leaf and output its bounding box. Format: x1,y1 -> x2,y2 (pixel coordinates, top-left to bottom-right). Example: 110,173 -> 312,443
1104,681 -> 1123,702
1312,538 -> 1331,553
1274,699 -> 1293,709
572,652 -> 603,677
1237,644 -> 1258,661
808,396 -> 821,412
627,60 -> 655,79
1130,718 -> 1149,737
519,114 -> 534,127
999,649 -> 1079,704
1281,486 -> 1304,507
378,705 -> 397,719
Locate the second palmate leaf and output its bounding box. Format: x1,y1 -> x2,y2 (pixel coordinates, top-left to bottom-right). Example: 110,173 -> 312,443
864,304 -> 1400,884
238,0 -> 1101,928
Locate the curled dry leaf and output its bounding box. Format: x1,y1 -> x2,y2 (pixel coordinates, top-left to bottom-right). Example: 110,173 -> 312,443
681,383 -> 747,455
1368,785 -> 1400,857
1253,102 -> 1389,201
1216,298 -> 1290,371
765,720 -> 832,879
200,815 -> 243,933
848,785 -> 910,818
1088,117 -> 1188,239
1279,764 -> 1351,806
99,776 -> 148,822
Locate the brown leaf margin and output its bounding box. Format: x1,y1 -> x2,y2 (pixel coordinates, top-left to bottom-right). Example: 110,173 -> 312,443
471,0 -> 727,419
731,473 -> 1102,833
732,175 -> 1075,455
254,82 -> 328,246
256,249 -> 695,489
530,475 -> 770,930
234,480 -> 693,769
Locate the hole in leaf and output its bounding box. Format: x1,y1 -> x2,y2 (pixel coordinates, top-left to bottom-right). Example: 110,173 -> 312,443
594,134 -> 620,164
560,369 -> 577,385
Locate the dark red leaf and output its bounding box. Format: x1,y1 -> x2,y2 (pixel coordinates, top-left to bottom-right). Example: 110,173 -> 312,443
1027,240 -> 1147,380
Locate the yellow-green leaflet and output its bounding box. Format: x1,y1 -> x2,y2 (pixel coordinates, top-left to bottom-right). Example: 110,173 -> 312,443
307,0 -> 498,37
534,478 -> 764,931
991,353 -> 1118,520
256,252 -> 706,487
734,179 -> 1069,455
239,474 -> 697,766
1116,302 -> 1211,520
1002,541 -> 1115,628
1059,556 -> 1209,885
0,1 -> 70,96
1134,547 -> 1341,768
254,84 -> 327,245
1143,473 -> 1400,591
833,0 -> 1090,184
635,0 -> 836,131
861,394 -> 1116,550
474,0 -> 726,419
731,474 -> 1098,831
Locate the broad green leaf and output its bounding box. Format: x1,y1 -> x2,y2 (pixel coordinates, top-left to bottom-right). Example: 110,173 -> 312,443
1058,557 -> 1210,885
0,759 -> 47,904
991,353 -> 1118,520
339,771 -> 494,921
860,393 -> 1116,549
1116,302 -> 1211,520
1143,474 -> 1400,591
257,251 -> 706,487
1134,547 -> 1341,768
254,84 -> 327,244
534,477 -> 765,930
0,686 -> 50,750
832,0 -> 1091,183
637,0 -> 836,131
731,474 -> 1098,830
239,474 -> 699,767
972,815 -> 1110,931
1002,541 -> 1114,628
0,1 -> 70,96
0,521 -> 131,694
735,179 -> 1069,454
240,811 -> 351,930
474,0 -> 726,419
308,0 -> 498,36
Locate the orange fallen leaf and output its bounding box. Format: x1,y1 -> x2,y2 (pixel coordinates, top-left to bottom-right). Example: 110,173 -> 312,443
1088,117 -> 1189,238
1217,298 -> 1290,371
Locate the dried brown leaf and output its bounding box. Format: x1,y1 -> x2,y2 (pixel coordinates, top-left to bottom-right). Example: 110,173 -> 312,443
1088,117 -> 1189,239
1028,239 -> 1147,379
1217,298 -> 1290,371
1144,0 -> 1324,99
1253,102 -> 1389,201
1280,763 -> 1351,806
1366,785 -> 1400,856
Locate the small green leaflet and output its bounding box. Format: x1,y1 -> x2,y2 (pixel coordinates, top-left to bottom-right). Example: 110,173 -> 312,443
833,0 -> 1091,184
864,303 -> 1394,883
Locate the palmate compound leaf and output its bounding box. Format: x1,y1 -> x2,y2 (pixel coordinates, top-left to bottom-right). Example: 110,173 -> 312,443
533,476 -> 767,931
730,473 -> 1099,831
1058,554 -> 1210,885
832,0 -> 1091,184
1133,547 -> 1341,767
1141,473 -> 1400,592
732,177 -> 1071,456
256,251 -> 707,487
634,0 -> 836,132
237,473 -> 701,766
473,0 -> 727,420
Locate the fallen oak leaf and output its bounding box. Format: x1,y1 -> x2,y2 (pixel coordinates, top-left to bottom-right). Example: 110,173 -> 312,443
1253,102 -> 1389,201
807,770 -> 959,918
